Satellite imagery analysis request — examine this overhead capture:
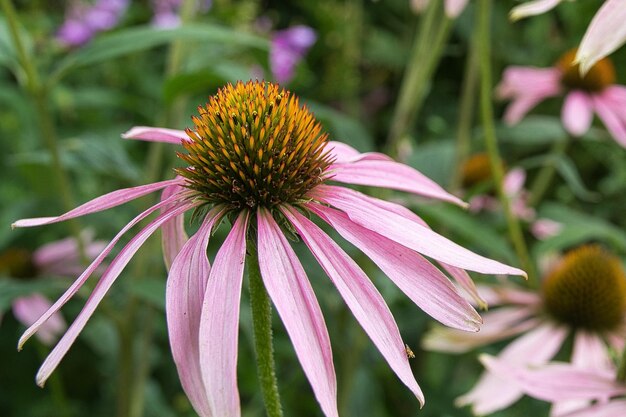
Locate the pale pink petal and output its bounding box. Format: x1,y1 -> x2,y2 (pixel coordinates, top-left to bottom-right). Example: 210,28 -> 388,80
563,400 -> 626,417
505,94 -> 555,125
561,91 -> 594,137
12,179 -> 183,228
199,211 -> 249,417
309,203 -> 481,331
576,0 -> 626,75
497,67 -> 561,99
35,203 -> 193,387
324,141 -> 360,162
592,93 -> 626,147
257,209 -> 338,417
18,194 -> 190,350
439,264 -> 488,309
122,126 -> 190,144
531,218 -> 563,240
167,207 -> 225,417
444,0 -> 468,18
509,0 -> 563,21
12,295 -> 66,346
572,331 -> 613,371
479,356 -> 626,403
161,181 -> 190,270
311,185 -> 526,277
329,160 -> 467,207
34,232 -> 107,277
423,306 -> 539,353
410,0 -> 429,14
282,206 -> 424,406
458,323 -> 568,415
503,168 -> 526,197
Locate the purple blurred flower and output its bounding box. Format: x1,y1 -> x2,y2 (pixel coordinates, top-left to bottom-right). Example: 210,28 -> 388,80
57,0 -> 129,47
151,0 -> 212,29
270,25 -> 317,84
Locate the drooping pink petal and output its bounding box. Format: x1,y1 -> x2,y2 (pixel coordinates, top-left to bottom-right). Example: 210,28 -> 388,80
592,93 -> 626,147
122,126 -> 189,144
561,400 -> 626,417
161,181 -> 190,270
329,160 -> 467,207
444,0 -> 469,18
12,295 -> 66,346
531,218 -> 563,240
497,67 -> 562,99
509,0 -> 563,21
561,91 -> 594,137
282,206 -> 424,406
576,0 -> 626,75
18,194 -> 189,350
166,207 -> 225,417
423,306 -> 539,353
324,141 -> 391,164
311,185 -> 526,277
503,168 -> 526,197
33,231 -> 105,277
309,203 -> 481,331
572,331 -> 613,371
458,323 -> 568,415
35,203 -> 193,387
257,208 -> 338,417
12,179 -> 183,228
479,356 -> 626,403
199,211 -> 249,417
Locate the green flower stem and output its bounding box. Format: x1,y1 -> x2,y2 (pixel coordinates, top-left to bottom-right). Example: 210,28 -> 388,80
387,1 -> 451,158
617,343 -> 626,383
450,32 -> 479,191
247,243 -> 283,417
2,0 -> 85,257
477,0 -> 537,286
528,138 -> 570,207
35,343 -> 71,417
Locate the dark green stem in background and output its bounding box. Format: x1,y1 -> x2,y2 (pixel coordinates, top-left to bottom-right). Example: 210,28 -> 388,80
477,0 -> 537,286
528,138 -> 570,207
617,343 -> 626,383
387,1 -> 452,159
248,244 -> 283,417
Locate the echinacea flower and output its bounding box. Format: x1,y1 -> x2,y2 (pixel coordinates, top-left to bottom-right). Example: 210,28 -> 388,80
423,244 -> 626,415
0,233 -> 105,345
411,0 -> 469,18
57,0 -> 128,47
480,355 -> 626,416
498,49 -> 626,147
270,25 -> 316,84
13,81 -> 524,416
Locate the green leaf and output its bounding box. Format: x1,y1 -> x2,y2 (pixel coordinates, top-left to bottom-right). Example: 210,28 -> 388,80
305,101 -> 373,151
496,116 -> 566,146
554,155 -> 600,201
406,140 -> 456,187
50,24 -> 269,84
416,203 -> 517,264
0,278 -> 64,313
128,279 -> 166,310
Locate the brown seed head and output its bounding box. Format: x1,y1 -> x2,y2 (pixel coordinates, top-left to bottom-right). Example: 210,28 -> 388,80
557,49 -> 615,92
177,81 -> 332,210
543,245 -> 626,331
0,248 -> 37,279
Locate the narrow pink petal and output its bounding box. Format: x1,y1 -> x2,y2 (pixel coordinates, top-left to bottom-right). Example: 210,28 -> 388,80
458,323 -> 567,415
563,400 -> 626,417
444,0 -> 468,18
257,209 -> 338,417
12,295 -> 66,346
12,179 -> 183,228
161,180 -> 190,270
122,126 -> 190,144
33,231 -> 105,277
509,0 -> 563,21
324,141 -> 391,164
561,91 -> 593,137
423,306 -> 538,353
503,168 -> 526,197
438,264 -> 487,309
199,211 -> 249,417
504,94 -> 554,125
592,94 -> 626,147
18,194 -> 190,350
282,206 -> 425,406
311,185 -> 526,277
167,207 -> 225,417
329,160 -> 467,207
576,0 -> 626,75
497,67 -> 561,99
35,203 -> 193,387
479,355 -> 626,403
309,203 -> 481,331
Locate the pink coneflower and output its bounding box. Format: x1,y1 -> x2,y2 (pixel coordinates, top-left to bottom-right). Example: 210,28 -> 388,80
13,81 -> 524,416
0,233 -> 105,345
481,356 -> 626,416
57,0 -> 128,47
498,49 -> 626,147
423,244 -> 626,415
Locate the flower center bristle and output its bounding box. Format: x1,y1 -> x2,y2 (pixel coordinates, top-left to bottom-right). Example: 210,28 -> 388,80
177,81 -> 332,210
543,245 -> 626,331
557,49 -> 615,92
0,248 -> 38,279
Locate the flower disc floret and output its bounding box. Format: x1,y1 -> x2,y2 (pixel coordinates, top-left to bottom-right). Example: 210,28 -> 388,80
543,245 -> 626,331
557,49 -> 615,92
176,81 -> 332,210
